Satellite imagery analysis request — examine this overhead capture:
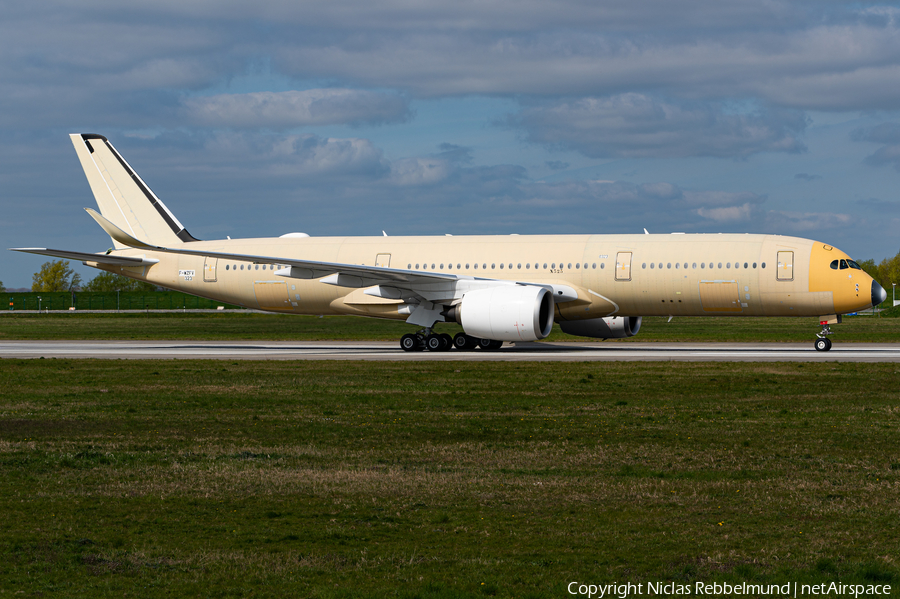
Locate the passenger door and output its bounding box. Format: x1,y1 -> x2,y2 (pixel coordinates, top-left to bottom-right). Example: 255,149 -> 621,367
615,252 -> 632,281
777,251 -> 794,281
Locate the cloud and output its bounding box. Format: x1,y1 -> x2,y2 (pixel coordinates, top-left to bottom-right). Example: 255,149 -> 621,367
512,94 -> 808,159
764,211 -> 854,232
182,89 -> 412,128
851,122 -> 900,171
545,161 -> 569,171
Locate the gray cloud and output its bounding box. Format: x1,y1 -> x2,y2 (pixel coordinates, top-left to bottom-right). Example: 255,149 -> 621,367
0,1 -> 899,133
512,94 -> 808,159
182,89 -> 412,128
851,122 -> 900,170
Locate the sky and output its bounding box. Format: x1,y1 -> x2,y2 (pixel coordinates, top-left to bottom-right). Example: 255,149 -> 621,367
2,0 -> 900,288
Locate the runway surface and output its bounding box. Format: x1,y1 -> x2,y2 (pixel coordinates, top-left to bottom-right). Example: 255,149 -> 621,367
2,340 -> 900,361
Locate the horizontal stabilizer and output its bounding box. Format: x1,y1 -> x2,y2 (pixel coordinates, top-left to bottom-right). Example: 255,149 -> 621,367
85,208 -> 157,250
10,247 -> 159,266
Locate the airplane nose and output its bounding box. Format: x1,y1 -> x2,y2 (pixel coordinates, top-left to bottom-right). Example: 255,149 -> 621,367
872,280 -> 887,307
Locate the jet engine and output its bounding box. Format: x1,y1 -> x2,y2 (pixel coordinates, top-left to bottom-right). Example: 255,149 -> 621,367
445,285 -> 554,342
559,316 -> 642,339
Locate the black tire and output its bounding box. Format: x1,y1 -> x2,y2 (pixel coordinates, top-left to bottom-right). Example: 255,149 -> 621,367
425,334 -> 443,351
440,333 -> 453,351
453,332 -> 476,351
486,340 -> 503,351
814,338 -> 829,352
401,333 -> 420,352
824,338 -> 832,351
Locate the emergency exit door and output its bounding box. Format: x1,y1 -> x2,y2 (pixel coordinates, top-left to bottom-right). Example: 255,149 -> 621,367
375,253 -> 391,268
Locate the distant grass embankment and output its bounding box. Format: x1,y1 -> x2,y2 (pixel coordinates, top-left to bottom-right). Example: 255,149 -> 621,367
1,311 -> 899,342
0,360 -> 898,597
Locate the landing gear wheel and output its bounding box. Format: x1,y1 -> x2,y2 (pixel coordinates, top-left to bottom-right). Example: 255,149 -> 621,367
440,334 -> 453,351
814,338 -> 832,352
453,332 -> 477,351
400,333 -> 422,352
425,334 -> 445,352
478,339 -> 503,351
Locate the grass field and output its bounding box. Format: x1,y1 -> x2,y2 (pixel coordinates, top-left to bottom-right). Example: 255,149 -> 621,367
1,311 -> 899,343
1,360 -> 898,597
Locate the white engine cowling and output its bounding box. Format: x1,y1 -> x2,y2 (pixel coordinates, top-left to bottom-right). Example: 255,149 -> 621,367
559,316 -> 642,339
457,285 -> 554,342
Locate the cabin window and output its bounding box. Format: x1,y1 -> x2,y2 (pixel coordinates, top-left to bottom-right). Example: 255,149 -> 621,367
718,263 -> 723,269
566,263 -> 571,269
517,263 -> 521,269
240,265 -> 244,270
642,263 -> 647,269
744,262 -> 748,269
491,263 -> 496,269
650,263 -> 655,269
575,263 -> 580,269
675,263 -> 679,269
592,263 -> 597,269
225,265 -> 229,271
500,263 -> 504,269
600,263 -> 605,269
408,264 -> 412,269
484,264 -> 487,269
692,263 -> 697,269
262,265 -> 266,270
416,264 -> 420,269
753,262 -> 757,268
667,263 -> 671,269
551,263 -> 556,269
761,262 -> 766,268
525,263 -> 530,269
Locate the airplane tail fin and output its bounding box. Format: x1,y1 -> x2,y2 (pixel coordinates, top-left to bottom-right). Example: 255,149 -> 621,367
69,134 -> 198,249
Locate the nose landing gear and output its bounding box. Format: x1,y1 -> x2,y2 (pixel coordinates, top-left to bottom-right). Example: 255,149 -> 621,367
814,323 -> 834,352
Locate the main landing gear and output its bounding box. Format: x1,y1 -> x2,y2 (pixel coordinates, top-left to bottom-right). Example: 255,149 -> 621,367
399,330 -> 503,352
814,323 -> 834,352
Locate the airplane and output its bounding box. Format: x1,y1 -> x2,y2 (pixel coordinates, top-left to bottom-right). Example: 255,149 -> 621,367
12,134 -> 888,352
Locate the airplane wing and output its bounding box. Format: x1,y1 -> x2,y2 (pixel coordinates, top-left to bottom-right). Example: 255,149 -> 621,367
10,247 -> 160,267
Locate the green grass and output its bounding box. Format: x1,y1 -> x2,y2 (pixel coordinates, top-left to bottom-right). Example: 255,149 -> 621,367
1,360 -> 899,597
1,311 -> 899,342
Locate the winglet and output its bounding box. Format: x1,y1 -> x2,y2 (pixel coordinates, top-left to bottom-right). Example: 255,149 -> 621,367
84,208 -> 159,250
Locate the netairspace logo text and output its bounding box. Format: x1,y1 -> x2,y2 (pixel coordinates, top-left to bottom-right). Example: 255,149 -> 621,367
567,581 -> 892,598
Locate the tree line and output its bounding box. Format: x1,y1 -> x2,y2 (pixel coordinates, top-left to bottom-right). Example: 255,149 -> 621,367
30,260 -> 157,292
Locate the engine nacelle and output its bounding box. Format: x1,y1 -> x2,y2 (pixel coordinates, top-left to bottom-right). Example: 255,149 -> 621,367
451,285 -> 554,342
559,316 -> 642,339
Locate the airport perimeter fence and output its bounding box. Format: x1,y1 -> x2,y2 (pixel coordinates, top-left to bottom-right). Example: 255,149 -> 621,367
5,291 -> 241,311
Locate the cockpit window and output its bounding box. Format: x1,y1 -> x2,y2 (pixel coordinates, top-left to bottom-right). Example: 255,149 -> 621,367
848,260 -> 862,270
839,259 -> 849,269
830,260 -> 839,270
